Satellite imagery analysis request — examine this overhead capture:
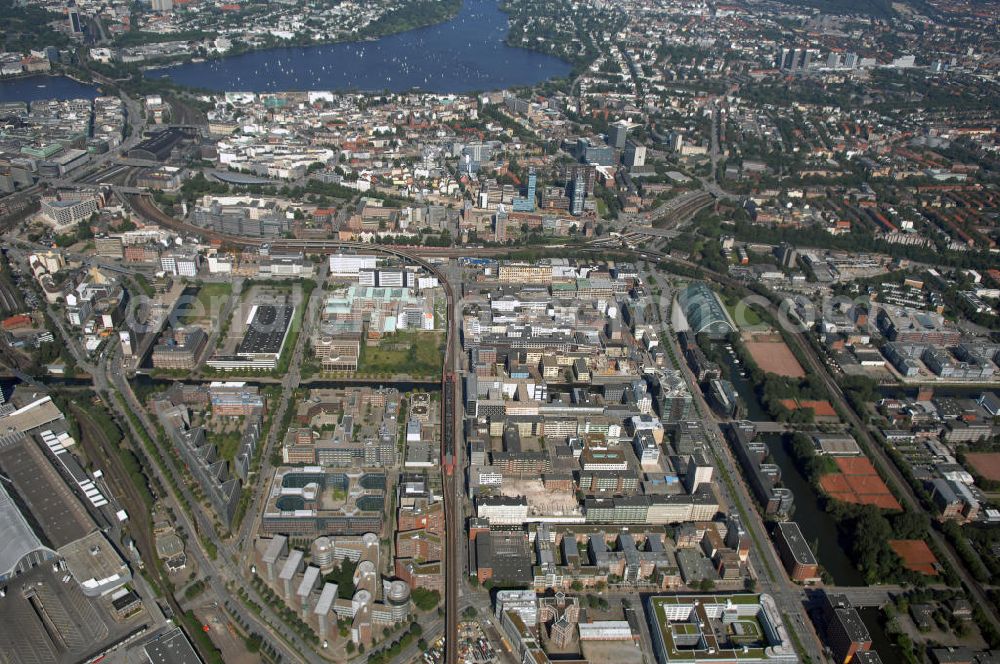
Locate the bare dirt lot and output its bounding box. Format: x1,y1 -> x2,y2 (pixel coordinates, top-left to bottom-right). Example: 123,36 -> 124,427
194,604 -> 258,664
581,639 -> 645,664
502,479 -> 580,517
965,452 -> 1000,482
743,336 -> 806,378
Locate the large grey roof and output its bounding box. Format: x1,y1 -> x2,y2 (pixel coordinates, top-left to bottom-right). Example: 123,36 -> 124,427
0,481 -> 55,579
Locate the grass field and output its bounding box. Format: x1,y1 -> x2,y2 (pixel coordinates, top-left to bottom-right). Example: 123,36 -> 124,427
274,301 -> 305,375
179,282 -> 232,326
272,280 -> 316,375
726,301 -> 763,328
214,430 -> 242,462
358,330 -> 444,378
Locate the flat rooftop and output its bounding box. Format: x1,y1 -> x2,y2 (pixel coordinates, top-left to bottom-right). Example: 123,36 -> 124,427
0,563 -> 139,664
59,531 -> 129,595
0,394 -> 64,433
647,594 -> 783,662
143,626 -> 202,664
237,303 -> 293,357
776,521 -> 818,566
0,437 -> 94,549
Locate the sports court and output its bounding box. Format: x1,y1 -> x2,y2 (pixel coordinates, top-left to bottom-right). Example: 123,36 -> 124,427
889,539 -> 939,576
818,456 -> 901,510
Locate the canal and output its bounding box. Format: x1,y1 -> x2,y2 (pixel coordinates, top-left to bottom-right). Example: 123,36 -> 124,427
715,345 -> 866,586
859,607 -> 906,664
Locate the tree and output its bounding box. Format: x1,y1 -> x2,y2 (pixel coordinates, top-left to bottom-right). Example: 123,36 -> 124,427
844,505 -> 899,585
324,559 -> 357,598
411,588 -> 440,611
245,633 -> 262,653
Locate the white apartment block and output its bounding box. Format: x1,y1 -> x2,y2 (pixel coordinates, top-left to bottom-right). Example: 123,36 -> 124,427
329,253 -> 377,276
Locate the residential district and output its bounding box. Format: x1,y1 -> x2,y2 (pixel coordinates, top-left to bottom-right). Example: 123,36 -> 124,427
0,0 -> 999,662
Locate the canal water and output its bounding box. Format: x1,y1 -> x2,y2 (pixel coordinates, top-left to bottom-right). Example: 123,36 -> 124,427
715,348 -> 904,661
859,607 -> 906,664
154,0 -> 572,92
716,346 -> 865,586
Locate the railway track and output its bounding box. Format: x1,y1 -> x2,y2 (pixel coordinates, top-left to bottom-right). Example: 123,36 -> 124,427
69,403 -> 199,643
600,243 -> 1000,636
129,191 -> 467,663
439,276 -> 459,664
657,190 -> 714,226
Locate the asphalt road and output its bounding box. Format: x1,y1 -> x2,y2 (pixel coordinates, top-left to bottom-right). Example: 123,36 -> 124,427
643,272 -> 828,663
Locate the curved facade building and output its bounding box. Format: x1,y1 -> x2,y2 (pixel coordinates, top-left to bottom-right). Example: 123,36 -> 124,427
384,579 -> 412,622
676,282 -> 737,339
311,537 -> 334,570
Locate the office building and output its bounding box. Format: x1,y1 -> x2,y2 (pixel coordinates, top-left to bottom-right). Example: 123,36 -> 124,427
645,593 -> 796,663
329,253 -> 378,277
68,8 -> 83,34
624,141 -> 646,168
40,195 -> 98,230
571,169 -> 586,216
820,593 -> 873,664
774,522 -> 819,582
513,167 -> 537,212
610,122 -> 629,150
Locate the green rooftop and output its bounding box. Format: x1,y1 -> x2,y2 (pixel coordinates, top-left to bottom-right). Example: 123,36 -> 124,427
648,594 -> 775,662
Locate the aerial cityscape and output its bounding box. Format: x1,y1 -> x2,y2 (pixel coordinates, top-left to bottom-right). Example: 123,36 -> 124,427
0,0 -> 998,662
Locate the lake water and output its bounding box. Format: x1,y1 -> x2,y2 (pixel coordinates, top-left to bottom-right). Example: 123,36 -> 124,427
154,0 -> 572,92
0,76 -> 100,103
